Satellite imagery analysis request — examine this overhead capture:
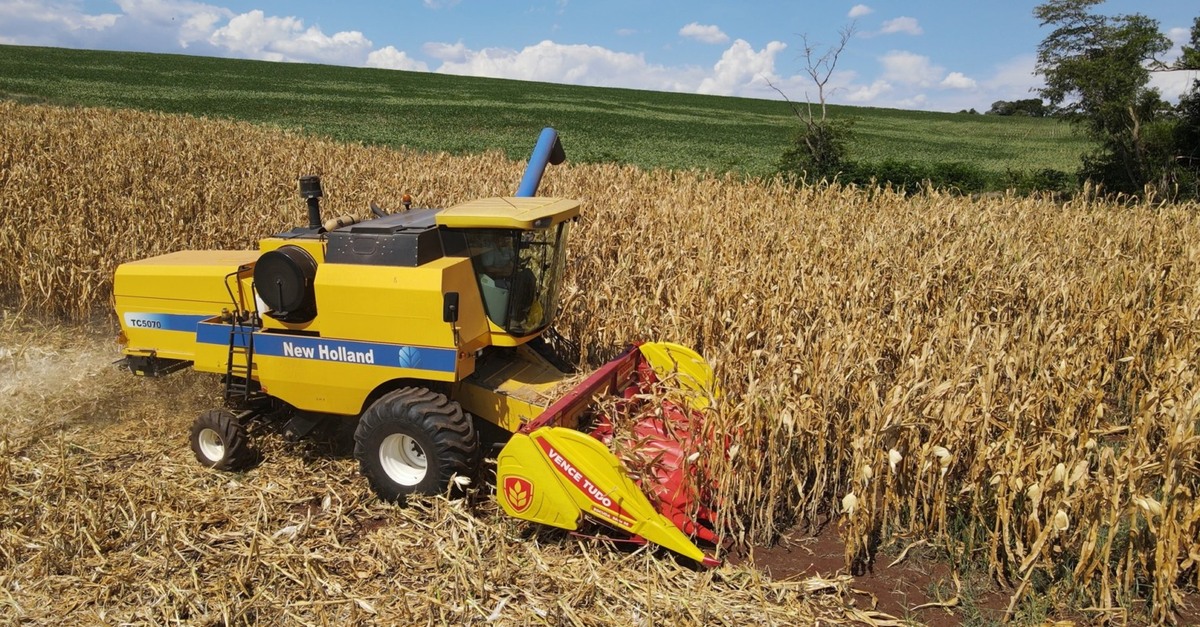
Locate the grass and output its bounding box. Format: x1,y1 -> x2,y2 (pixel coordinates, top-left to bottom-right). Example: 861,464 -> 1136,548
0,44 -> 1092,179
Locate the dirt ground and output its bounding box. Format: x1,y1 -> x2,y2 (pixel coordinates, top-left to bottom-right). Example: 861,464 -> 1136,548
737,515 -> 1200,626
739,525 -> 1005,626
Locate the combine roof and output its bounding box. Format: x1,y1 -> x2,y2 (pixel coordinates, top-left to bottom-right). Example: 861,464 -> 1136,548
435,197 -> 580,230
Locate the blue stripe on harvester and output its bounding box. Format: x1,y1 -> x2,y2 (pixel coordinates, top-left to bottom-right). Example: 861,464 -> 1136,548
196,321 -> 456,373
123,312 -> 210,333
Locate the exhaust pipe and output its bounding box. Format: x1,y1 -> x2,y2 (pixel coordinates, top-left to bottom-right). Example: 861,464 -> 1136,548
515,128 -> 566,198
299,175 -> 323,230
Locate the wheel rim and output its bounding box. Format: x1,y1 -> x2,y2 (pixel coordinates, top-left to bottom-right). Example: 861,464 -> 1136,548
379,433 -> 427,486
197,427 -> 226,462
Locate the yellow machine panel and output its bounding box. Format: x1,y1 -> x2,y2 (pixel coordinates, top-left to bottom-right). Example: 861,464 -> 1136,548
497,428 -> 706,562
496,433 -> 582,530
114,250 -> 258,361
454,344 -> 568,432
314,257 -> 488,360
251,342 -> 459,415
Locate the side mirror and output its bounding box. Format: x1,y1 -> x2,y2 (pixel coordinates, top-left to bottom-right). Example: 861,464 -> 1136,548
443,292 -> 460,323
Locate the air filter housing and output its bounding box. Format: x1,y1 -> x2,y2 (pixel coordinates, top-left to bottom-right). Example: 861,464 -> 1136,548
254,245 -> 317,322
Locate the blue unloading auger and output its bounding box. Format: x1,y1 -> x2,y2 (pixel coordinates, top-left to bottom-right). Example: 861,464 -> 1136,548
515,128 -> 567,198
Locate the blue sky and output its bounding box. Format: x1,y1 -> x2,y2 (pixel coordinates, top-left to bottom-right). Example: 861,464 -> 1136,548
1,1 -> 1196,112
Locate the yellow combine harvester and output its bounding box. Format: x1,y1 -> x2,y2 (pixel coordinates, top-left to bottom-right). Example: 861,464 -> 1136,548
113,129 -> 722,566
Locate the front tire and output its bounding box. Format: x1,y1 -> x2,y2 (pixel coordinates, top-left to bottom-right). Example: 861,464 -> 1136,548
190,409 -> 256,471
354,387 -> 479,503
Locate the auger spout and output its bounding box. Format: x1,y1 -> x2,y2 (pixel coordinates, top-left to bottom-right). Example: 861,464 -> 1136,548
515,127 -> 566,197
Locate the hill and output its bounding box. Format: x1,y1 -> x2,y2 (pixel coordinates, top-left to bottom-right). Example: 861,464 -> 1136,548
0,44 -> 1090,179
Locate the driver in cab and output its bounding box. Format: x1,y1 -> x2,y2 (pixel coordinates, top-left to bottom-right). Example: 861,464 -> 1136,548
479,234 -> 516,285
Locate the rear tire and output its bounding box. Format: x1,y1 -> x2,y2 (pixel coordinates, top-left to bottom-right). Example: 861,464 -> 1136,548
354,387 -> 479,503
190,409 -> 257,471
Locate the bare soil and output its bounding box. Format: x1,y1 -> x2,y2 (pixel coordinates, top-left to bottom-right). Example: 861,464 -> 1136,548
735,524 -> 1006,626
739,524 -> 1200,626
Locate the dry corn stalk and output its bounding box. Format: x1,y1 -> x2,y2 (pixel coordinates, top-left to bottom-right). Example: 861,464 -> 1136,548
3,100 -> 1200,622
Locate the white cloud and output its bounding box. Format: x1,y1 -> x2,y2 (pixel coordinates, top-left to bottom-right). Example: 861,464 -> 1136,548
679,22 -> 729,45
422,38 -> 795,97
422,0 -> 461,8
848,5 -> 873,19
429,40 -> 702,91
816,54 -> 1046,111
109,0 -> 232,47
1151,70 -> 1199,102
880,50 -> 941,86
423,41 -> 471,63
0,0 -> 121,46
616,28 -> 637,37
698,39 -> 787,95
208,10 -> 375,65
209,11 -> 300,59
366,46 -> 429,72
1144,24 -> 1198,101
899,54 -> 1045,112
1167,27 -> 1190,45
880,17 -> 923,36
114,1 -> 217,26
0,1 -> 380,65
940,72 -> 977,90
844,79 -> 892,102
76,12 -> 119,30
178,12 -> 226,46
275,27 -> 374,66
981,54 -> 1041,99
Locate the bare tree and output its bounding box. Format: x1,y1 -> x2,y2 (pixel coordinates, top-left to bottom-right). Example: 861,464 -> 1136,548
774,22 -> 856,181
800,23 -> 856,123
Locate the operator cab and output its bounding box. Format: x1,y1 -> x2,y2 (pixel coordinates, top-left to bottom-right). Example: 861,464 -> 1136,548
436,197 -> 579,340
458,224 -> 570,336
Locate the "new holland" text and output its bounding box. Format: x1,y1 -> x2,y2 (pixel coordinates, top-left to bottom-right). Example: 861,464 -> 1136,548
282,341 -> 376,364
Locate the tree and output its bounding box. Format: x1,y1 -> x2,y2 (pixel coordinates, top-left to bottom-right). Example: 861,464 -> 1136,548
1034,0 -> 1174,195
775,24 -> 856,182
986,99 -> 1049,117
1171,18 -> 1200,196
1176,16 -> 1200,70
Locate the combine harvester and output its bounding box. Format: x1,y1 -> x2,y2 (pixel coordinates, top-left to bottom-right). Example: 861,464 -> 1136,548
112,129 -> 723,566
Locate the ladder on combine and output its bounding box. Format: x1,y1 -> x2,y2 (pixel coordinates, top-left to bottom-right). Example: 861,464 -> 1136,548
224,314 -> 260,404
221,269 -> 262,405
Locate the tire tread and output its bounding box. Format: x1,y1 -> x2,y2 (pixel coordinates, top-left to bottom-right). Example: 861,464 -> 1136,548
354,386 -> 479,502
190,409 -> 256,471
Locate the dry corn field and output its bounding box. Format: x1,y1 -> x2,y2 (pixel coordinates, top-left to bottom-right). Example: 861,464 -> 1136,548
2,100 -> 1199,624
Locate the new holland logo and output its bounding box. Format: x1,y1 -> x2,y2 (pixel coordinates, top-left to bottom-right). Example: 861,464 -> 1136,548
504,476 -> 534,513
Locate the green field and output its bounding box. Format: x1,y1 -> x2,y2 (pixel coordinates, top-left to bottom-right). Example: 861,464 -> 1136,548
0,44 -> 1091,178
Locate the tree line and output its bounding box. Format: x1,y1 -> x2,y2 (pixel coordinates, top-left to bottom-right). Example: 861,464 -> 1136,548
1036,0 -> 1199,199
779,0 -> 1200,201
